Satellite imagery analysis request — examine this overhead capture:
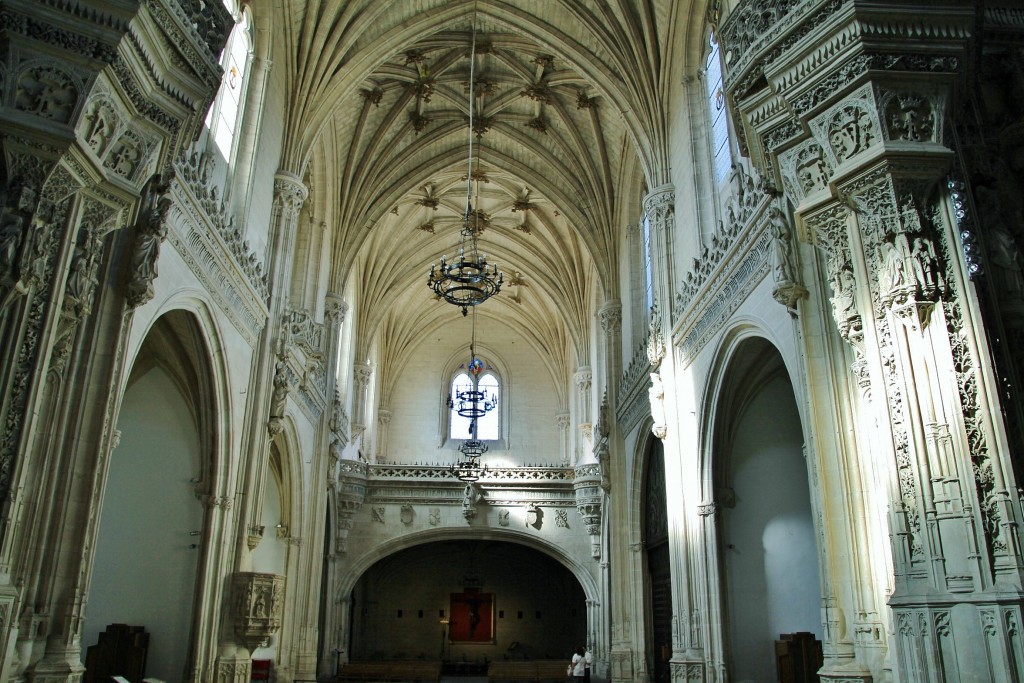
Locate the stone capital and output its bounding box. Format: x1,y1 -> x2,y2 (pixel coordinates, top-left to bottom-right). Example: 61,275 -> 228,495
597,300 -> 622,335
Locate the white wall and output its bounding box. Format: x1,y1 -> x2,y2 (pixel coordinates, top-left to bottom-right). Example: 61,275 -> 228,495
84,366 -> 205,682
720,370 -> 820,683
386,316 -> 561,467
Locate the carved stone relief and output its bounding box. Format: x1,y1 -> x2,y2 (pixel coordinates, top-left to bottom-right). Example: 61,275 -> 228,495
13,63 -> 81,124
231,572 -> 285,650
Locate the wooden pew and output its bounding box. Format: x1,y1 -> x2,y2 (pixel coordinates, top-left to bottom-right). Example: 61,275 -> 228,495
336,660 -> 441,682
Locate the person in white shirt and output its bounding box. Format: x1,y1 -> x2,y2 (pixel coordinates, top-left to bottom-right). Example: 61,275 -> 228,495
570,646 -> 586,679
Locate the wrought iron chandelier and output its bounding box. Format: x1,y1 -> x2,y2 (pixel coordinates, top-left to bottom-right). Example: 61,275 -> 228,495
449,308 -> 495,482
427,23 -> 503,316
451,427 -> 488,482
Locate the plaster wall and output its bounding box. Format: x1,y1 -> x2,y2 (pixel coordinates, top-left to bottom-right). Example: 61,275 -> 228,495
719,365 -> 820,683
84,366 -> 204,682
244,51 -> 287,262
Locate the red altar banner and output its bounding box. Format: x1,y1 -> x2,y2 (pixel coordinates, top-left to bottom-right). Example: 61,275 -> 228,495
449,590 -> 493,642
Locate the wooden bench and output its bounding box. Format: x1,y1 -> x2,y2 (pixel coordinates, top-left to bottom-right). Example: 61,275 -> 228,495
336,660 -> 441,682
487,661 -> 569,682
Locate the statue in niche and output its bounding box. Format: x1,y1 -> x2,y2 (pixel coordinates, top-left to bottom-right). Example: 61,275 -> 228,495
0,212 -> 24,280
126,173 -> 172,308
879,236 -> 910,295
830,263 -> 857,325
909,236 -> 941,296
768,204 -> 797,285
267,362 -> 290,435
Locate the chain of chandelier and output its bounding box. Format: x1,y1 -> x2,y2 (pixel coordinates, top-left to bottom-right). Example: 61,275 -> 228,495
427,21 -> 503,482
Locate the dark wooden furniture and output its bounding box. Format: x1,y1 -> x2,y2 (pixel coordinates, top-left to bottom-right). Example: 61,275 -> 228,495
83,623 -> 149,683
775,632 -> 823,683
335,660 -> 442,682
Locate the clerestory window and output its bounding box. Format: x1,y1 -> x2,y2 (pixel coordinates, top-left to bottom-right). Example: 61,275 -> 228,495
205,3 -> 252,164
705,31 -> 732,184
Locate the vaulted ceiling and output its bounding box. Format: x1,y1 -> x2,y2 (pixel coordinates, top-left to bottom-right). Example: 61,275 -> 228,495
266,0 -> 691,381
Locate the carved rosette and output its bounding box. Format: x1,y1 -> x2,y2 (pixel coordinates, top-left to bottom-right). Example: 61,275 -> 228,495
574,464 -> 603,559
232,572 -> 285,651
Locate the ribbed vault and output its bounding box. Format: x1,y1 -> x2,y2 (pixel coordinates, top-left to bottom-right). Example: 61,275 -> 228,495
269,0 -> 690,434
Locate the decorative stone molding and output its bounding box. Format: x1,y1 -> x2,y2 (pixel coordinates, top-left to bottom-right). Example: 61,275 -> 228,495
231,572 -> 285,651
674,181 -> 772,320
165,156 -> 271,343
597,300 -> 621,335
173,151 -> 269,298
646,302 -> 665,369
273,173 -> 309,222
674,211 -> 774,365
573,367 -> 592,393
574,463 -> 603,558
325,293 -> 349,328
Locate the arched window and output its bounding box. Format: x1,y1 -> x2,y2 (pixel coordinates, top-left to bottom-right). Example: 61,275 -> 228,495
205,3 -> 252,162
449,371 -> 500,442
642,210 -> 654,312
705,31 -> 732,184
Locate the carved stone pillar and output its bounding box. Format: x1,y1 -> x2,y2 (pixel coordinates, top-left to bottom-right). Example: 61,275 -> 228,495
723,2 -> 1014,681
0,2 -> 232,681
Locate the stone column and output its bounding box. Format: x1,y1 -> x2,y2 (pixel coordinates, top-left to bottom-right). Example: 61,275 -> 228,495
722,2 -> 1017,680
574,366 -> 593,462
351,361 -> 373,458
597,299 -> 638,682
0,2 -> 232,680
555,412 -> 571,465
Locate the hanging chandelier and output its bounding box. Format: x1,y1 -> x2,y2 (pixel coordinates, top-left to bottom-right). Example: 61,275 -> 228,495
427,22 -> 503,316
449,356 -> 496,418
451,430 -> 488,482
449,308 -> 495,482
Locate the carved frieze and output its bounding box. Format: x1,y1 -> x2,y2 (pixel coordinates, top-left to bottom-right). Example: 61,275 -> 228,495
674,201 -> 775,366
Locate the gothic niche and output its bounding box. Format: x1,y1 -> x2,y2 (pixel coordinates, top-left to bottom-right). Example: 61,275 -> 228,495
232,572 -> 286,651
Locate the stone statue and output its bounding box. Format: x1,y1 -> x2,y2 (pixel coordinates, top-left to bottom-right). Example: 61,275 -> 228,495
267,362 -> 290,436
768,204 -> 796,285
126,173 -> 173,308
830,264 -> 857,325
